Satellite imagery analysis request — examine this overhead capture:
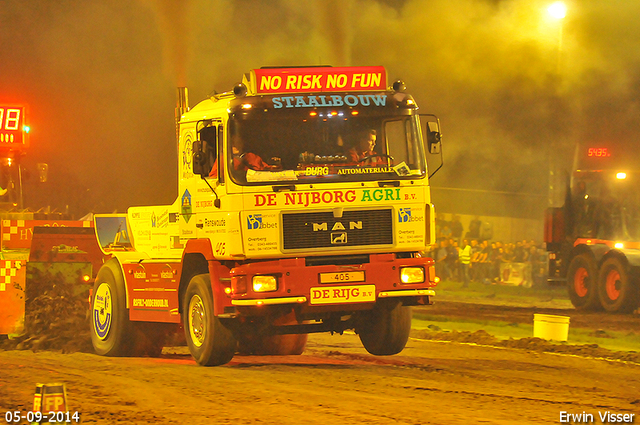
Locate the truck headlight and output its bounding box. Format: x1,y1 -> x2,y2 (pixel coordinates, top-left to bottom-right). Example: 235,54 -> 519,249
231,276 -> 247,295
400,267 -> 425,284
253,275 -> 278,292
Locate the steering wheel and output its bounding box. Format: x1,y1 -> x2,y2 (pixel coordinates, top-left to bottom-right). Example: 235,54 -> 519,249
357,154 -> 395,165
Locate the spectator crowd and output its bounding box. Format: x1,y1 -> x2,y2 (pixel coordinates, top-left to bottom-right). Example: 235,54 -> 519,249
424,214 -> 548,288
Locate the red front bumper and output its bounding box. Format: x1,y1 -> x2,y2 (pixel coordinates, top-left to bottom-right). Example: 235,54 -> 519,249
228,253 -> 436,314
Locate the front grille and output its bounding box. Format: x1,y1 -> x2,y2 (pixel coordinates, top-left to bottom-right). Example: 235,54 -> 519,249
282,209 -> 393,250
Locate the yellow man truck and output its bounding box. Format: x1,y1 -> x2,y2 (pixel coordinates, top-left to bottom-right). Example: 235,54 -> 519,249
91,66 -> 442,365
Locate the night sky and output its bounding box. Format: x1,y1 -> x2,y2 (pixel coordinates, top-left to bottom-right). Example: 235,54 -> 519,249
1,0 -> 639,218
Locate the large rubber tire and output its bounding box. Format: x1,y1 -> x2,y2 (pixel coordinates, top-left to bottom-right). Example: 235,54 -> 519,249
91,259 -> 132,356
129,322 -> 168,357
598,257 -> 639,313
566,254 -> 601,310
356,301 -> 412,356
237,310 -> 307,355
183,274 -> 237,366
238,333 -> 308,355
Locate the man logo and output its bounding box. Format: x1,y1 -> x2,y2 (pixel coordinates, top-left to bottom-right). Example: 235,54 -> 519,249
331,232 -> 347,244
398,208 -> 412,223
247,214 -> 262,230
313,223 -> 328,231
312,221 -> 363,231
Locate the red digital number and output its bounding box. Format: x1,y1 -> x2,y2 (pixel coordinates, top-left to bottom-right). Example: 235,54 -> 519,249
587,147 -> 610,157
5,109 -> 20,130
0,107 -> 22,131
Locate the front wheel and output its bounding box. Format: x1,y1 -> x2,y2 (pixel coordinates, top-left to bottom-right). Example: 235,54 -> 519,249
597,257 -> 639,313
356,301 -> 412,356
183,274 -> 237,366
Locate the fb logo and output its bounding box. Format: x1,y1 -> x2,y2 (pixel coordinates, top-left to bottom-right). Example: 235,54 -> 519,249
247,214 -> 262,230
398,208 -> 412,223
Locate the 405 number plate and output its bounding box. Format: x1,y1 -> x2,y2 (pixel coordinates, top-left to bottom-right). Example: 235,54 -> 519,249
319,271 -> 365,284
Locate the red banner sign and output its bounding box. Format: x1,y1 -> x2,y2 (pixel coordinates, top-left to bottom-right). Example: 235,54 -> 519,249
253,66 -> 387,94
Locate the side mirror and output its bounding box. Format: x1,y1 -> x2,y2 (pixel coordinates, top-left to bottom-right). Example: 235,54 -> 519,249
426,121 -> 442,154
420,114 -> 443,178
192,140 -> 207,177
192,124 -> 218,178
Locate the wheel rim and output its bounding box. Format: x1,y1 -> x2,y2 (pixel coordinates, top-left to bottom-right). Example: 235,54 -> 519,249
188,294 -> 206,347
605,269 -> 621,301
573,267 -> 589,298
93,283 -> 113,340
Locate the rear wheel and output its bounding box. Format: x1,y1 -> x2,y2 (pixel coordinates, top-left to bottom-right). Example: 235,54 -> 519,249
183,274 -> 237,366
598,257 -> 639,313
237,311 -> 308,355
129,322 -> 168,357
566,254 -> 601,310
238,333 -> 308,355
356,301 -> 411,356
91,259 -> 132,356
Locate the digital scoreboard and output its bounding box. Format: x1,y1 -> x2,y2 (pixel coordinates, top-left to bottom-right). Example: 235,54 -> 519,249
0,105 -> 28,149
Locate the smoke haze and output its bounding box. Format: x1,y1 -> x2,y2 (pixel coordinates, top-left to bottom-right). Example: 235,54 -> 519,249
1,0 -> 638,218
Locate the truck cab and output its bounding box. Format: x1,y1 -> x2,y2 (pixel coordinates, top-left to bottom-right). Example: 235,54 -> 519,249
91,66 -> 442,365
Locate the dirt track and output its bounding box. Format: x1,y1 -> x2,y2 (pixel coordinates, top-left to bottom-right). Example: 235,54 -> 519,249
419,300 -> 640,333
1,301 -> 639,424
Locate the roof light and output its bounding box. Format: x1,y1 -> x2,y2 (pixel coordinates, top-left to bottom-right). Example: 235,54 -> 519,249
614,242 -> 624,249
233,83 -> 247,97
351,111 -> 359,116
392,80 -> 406,92
616,172 -> 627,179
310,111 -> 317,117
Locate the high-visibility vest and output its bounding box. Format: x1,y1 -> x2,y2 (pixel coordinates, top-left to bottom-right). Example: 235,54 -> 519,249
459,245 -> 471,264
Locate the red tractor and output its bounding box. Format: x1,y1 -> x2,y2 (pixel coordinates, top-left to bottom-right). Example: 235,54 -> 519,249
546,143 -> 640,313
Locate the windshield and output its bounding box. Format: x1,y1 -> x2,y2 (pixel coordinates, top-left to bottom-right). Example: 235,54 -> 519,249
226,104 -> 426,185
572,172 -> 640,240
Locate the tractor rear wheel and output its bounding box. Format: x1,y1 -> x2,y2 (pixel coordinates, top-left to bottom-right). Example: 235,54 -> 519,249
566,254 -> 601,310
598,257 -> 639,313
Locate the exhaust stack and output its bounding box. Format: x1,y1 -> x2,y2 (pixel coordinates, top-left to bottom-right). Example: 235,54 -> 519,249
175,87 -> 189,143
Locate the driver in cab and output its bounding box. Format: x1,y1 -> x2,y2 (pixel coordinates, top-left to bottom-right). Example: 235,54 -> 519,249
209,133 -> 274,178
348,129 -> 385,166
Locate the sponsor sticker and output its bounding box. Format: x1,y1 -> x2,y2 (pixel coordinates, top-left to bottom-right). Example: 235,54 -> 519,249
93,283 -> 112,340
310,284 -> 375,305
181,190 -> 192,223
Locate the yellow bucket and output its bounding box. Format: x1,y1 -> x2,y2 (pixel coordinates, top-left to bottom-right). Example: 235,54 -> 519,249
533,314 -> 570,341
